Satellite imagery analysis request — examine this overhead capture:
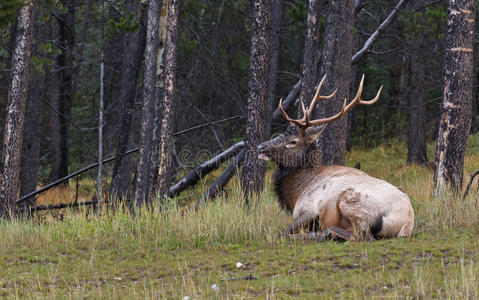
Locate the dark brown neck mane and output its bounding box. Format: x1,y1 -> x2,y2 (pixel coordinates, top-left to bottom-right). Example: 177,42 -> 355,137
273,143 -> 321,212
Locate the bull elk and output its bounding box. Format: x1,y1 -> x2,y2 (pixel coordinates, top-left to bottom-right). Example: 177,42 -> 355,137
258,75 -> 414,241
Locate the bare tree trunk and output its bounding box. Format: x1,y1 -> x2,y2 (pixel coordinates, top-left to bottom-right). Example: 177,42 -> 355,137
0,3 -> 35,218
434,0 -> 475,194
19,8 -> 51,207
316,0 -> 354,166
298,0 -> 320,110
148,1 -> 169,191
135,0 -> 161,204
19,70 -> 44,198
156,0 -> 180,200
406,56 -> 427,165
103,6 -> 124,154
265,0 -> 282,138
240,0 -> 271,203
97,0 -> 106,211
50,0 -> 75,182
109,1 -> 146,200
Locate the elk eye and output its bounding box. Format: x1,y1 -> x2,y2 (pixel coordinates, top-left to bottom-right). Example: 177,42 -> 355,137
286,140 -> 298,147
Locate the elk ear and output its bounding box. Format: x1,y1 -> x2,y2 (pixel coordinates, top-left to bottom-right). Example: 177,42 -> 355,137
305,125 -> 327,143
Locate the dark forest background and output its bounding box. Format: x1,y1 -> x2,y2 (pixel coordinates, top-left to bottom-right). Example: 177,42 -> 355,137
0,0 -> 478,206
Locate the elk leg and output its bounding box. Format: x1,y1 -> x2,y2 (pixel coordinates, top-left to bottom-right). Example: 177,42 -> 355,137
286,212 -> 318,234
316,226 -> 352,242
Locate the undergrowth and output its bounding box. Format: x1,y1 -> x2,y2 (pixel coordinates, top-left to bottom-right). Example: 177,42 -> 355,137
0,133 -> 478,298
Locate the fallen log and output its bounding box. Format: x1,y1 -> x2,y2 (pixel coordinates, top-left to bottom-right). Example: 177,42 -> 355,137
197,148 -> 246,207
21,199 -> 104,213
15,116 -> 244,205
168,80 -> 302,198
168,141 -> 245,197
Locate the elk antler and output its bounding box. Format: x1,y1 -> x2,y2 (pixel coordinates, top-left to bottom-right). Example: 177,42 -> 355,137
279,74 -> 382,128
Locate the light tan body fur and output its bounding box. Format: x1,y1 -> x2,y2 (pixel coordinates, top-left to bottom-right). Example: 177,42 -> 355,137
282,166 -> 414,239
259,74 -> 413,241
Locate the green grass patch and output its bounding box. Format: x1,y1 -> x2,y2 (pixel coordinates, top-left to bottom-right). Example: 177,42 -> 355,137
1,134 -> 479,298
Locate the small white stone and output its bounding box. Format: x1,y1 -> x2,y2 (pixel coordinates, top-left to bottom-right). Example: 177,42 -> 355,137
236,262 -> 244,268
114,277 -> 122,281
183,297 -> 190,300
211,283 -> 219,291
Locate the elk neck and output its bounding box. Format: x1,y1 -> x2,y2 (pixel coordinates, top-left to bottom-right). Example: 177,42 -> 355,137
273,143 -> 323,212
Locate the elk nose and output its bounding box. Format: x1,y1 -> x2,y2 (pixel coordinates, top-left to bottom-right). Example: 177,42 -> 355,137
257,144 -> 267,153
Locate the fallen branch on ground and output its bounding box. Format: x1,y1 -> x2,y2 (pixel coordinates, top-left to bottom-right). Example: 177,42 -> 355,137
19,199 -> 106,213
197,149 -> 246,207
15,116 -> 243,205
463,169 -> 479,199
168,142 -> 245,197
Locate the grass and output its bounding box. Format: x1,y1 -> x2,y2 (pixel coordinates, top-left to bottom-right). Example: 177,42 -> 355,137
1,134 -> 479,298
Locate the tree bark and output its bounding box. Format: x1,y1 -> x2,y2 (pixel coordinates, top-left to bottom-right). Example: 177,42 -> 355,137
19,69 -> 44,199
148,1 -> 169,192
156,0 -> 180,200
103,5 -> 124,154
135,0 -> 161,204
49,0 -> 75,182
240,0 -> 271,203
406,55 -> 427,165
109,1 -> 146,200
19,8 -> 51,207
298,0 -> 320,110
316,0 -> 355,166
0,3 -> 35,218
265,0 -> 282,138
434,0 -> 476,194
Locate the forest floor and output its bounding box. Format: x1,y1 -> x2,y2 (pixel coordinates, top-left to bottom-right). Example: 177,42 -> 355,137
1,134 -> 479,299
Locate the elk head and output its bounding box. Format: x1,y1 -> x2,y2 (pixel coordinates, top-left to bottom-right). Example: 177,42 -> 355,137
258,74 -> 382,167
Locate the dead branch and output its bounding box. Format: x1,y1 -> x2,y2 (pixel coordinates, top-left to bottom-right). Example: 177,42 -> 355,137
16,116 -> 243,205
20,199 -> 105,213
463,169 -> 479,199
352,0 -> 408,64
197,148 -> 246,207
16,148 -> 140,204
172,115 -> 244,136
168,142 -> 245,197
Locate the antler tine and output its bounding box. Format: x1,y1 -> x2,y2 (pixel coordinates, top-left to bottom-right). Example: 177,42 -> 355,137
308,74 -> 382,126
279,98 -> 307,127
346,74 -> 383,109
306,74 -> 338,121
308,98 -> 348,126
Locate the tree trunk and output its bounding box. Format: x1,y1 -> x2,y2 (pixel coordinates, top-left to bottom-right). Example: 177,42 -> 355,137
103,6 -> 124,154
19,8 -> 51,206
316,0 -> 354,166
19,70 -> 44,199
148,1 -> 169,191
240,0 -> 271,203
49,0 -> 75,182
135,0 -> 161,204
0,3 -> 35,218
406,56 -> 427,165
265,0 -> 282,138
298,0 -> 320,110
156,0 -> 180,200
434,0 -> 476,194
109,1 -> 147,199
